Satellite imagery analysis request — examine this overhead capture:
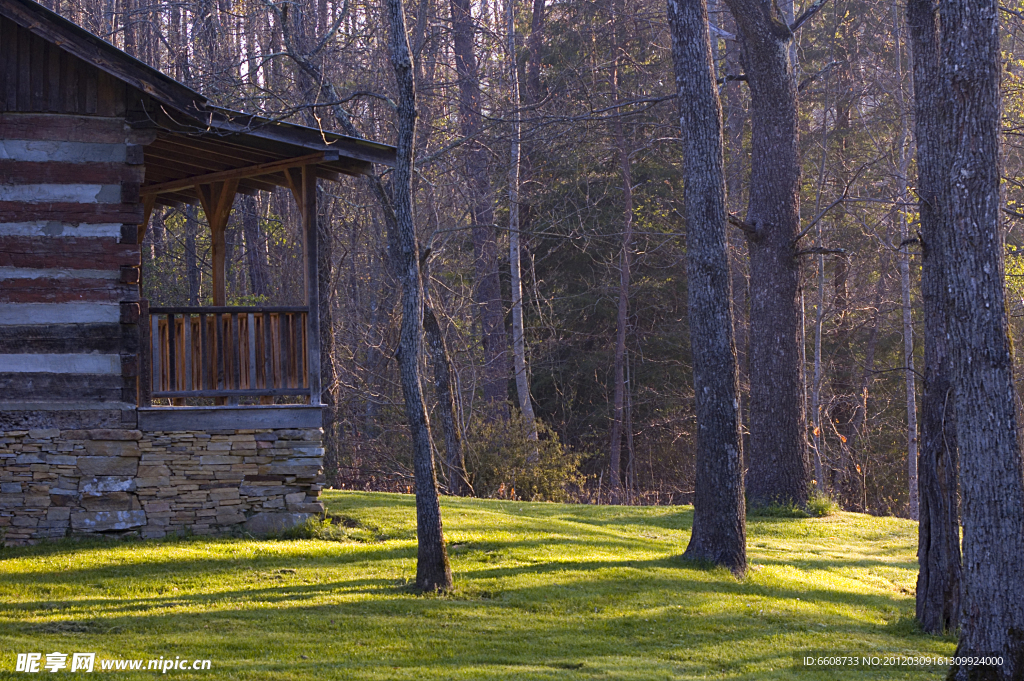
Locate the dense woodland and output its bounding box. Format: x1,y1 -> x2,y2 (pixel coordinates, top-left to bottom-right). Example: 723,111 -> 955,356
35,0 -> 1024,516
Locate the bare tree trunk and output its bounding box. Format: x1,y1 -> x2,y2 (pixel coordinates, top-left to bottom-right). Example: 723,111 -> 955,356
422,270 -> 472,496
607,0 -> 632,504
908,0 -> 961,636
940,0 -> 1024,674
450,0 -> 510,419
893,0 -> 919,520
185,205 -> 201,305
318,187 -> 341,488
670,0 -> 745,576
723,0 -> 810,508
383,0 -> 453,591
721,7 -> 750,464
507,0 -> 539,442
810,248 -> 825,493
242,195 -> 268,298
525,0 -> 546,101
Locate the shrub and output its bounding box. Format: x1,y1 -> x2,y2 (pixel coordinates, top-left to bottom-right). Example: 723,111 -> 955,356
747,490 -> 840,518
463,411 -> 581,502
806,490 -> 841,517
747,501 -> 809,518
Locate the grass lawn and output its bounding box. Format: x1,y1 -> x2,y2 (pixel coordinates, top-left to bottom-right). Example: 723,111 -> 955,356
0,491 -> 955,679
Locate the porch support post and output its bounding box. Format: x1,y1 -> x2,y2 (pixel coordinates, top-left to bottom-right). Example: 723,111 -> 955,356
196,180 -> 239,306
286,166 -> 322,406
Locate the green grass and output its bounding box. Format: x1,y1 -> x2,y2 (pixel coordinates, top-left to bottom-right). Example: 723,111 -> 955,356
0,492 -> 955,679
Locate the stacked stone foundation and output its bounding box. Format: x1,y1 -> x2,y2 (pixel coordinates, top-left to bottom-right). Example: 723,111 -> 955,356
0,426 -> 325,546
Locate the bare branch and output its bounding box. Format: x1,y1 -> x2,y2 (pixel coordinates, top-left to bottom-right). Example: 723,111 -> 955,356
728,213 -> 758,237
709,22 -> 736,41
793,196 -> 846,242
796,246 -> 847,257
790,0 -> 831,32
716,74 -> 748,85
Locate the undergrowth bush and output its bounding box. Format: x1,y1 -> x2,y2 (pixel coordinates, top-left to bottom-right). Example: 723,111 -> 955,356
748,490 -> 840,518
279,514 -> 382,542
463,410 -> 581,502
806,491 -> 841,517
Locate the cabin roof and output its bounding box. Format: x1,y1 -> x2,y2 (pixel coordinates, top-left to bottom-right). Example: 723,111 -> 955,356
0,0 -> 395,205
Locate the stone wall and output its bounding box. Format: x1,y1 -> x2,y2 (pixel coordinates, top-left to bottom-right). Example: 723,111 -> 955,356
0,426 -> 324,546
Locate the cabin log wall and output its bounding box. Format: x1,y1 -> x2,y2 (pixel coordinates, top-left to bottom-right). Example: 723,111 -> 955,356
0,15 -> 142,428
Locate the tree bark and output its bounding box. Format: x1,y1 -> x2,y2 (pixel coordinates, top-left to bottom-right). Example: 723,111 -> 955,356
908,0 -> 962,635
384,0 -> 453,591
241,195 -> 269,298
939,0 -> 1024,674
507,0 -> 539,442
721,6 -> 750,465
318,186 -> 341,488
184,205 -> 200,305
893,15 -> 919,519
607,0 -> 633,504
723,0 -> 810,508
670,0 -> 746,576
451,0 -> 510,418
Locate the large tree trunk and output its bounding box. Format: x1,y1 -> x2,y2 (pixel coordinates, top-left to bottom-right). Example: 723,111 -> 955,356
939,0 -> 1024,675
384,0 -> 453,591
670,0 -> 745,576
450,0 -> 510,418
908,0 -> 962,637
723,0 -> 810,508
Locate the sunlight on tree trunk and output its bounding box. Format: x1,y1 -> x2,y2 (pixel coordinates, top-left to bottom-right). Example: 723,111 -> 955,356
507,0 -> 539,444
670,0 -> 746,576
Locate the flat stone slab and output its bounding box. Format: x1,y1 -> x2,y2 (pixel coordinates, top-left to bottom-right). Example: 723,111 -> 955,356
70,510 -> 147,532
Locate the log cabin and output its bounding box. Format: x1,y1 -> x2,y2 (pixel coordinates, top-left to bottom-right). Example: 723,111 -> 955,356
0,0 -> 395,544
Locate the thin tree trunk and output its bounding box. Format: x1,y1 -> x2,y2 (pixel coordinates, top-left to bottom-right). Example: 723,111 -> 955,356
897,164 -> 919,522
670,0 -> 746,576
185,205 -> 200,305
318,186 -> 341,488
940,0 -> 1024,673
242,195 -> 269,298
607,0 -> 632,504
810,248 -> 825,493
507,0 -> 538,442
422,271 -> 472,496
450,0 -> 510,418
525,0 -> 546,102
908,0 -> 961,636
723,33 -> 751,465
893,0 -> 919,520
724,0 -> 811,508
383,0 -> 453,591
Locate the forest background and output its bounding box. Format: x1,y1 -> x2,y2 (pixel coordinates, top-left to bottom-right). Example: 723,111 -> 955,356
40,0 -> 1024,517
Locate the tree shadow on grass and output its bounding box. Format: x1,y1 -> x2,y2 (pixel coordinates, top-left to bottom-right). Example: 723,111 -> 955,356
0,574 -> 948,681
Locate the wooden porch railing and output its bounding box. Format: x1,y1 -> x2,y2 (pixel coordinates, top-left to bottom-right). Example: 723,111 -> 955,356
147,306 -> 310,403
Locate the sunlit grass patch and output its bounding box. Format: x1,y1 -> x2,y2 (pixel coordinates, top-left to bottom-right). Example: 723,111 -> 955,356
0,492 -> 954,679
